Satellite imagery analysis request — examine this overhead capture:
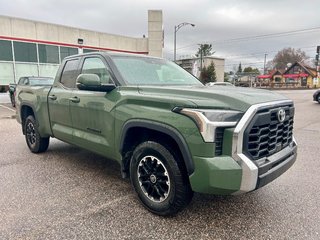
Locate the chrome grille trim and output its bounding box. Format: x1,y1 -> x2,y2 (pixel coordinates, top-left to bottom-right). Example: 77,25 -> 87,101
231,100 -> 294,194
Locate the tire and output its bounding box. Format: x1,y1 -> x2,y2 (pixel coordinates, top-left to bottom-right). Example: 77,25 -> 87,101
24,115 -> 49,153
317,94 -> 320,104
130,141 -> 193,216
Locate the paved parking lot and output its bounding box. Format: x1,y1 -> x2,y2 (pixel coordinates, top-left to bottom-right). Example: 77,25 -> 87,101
0,89 -> 320,240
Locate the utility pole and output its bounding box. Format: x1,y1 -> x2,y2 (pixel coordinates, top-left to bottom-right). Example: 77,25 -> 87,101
200,48 -> 203,71
316,46 -> 320,88
263,53 -> 268,74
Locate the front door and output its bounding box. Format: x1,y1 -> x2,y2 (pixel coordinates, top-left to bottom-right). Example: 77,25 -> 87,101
69,56 -> 118,158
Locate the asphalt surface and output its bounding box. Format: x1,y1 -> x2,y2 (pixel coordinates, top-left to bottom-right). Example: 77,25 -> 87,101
0,89 -> 320,240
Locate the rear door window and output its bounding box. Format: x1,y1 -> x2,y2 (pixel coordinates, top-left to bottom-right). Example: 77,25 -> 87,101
60,59 -> 80,88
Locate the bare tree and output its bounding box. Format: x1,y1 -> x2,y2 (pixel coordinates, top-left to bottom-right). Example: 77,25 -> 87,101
196,44 -> 215,57
271,47 -> 309,69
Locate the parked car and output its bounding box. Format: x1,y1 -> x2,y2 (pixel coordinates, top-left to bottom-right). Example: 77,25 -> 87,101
206,82 -> 234,87
313,89 -> 320,103
9,77 -> 54,107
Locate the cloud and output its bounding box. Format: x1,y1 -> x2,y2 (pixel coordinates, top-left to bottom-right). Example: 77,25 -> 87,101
0,0 -> 320,70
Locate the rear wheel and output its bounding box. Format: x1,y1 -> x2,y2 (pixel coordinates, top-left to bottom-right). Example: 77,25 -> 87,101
317,94 -> 320,104
24,115 -> 49,153
130,141 -> 193,216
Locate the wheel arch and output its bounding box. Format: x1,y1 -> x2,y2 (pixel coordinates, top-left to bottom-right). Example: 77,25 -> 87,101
119,120 -> 195,177
317,92 -> 320,103
20,104 -> 37,135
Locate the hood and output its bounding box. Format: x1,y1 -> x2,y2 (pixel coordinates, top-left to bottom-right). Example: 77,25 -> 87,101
138,85 -> 289,112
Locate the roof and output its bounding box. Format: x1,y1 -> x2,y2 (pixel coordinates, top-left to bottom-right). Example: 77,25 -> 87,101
268,69 -> 283,76
283,62 -> 316,77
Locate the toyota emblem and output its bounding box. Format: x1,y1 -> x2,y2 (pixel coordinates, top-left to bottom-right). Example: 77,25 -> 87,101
277,109 -> 286,123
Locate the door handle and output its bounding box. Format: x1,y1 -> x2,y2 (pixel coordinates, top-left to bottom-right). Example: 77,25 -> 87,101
48,95 -> 57,100
68,96 -> 80,103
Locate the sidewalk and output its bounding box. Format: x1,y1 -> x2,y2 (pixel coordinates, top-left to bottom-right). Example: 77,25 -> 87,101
0,92 -> 10,104
0,104 -> 16,119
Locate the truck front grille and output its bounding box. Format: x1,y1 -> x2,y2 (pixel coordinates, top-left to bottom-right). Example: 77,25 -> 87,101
243,104 -> 294,160
215,128 -> 224,156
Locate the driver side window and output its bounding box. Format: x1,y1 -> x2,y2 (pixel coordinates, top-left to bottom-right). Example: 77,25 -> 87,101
81,57 -> 113,84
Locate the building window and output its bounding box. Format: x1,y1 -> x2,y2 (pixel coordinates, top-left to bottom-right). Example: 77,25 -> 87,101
13,41 -> 37,62
83,48 -> 98,53
38,44 -> 59,64
0,40 -> 13,61
60,59 -> 79,88
60,47 -> 78,61
275,77 -> 281,82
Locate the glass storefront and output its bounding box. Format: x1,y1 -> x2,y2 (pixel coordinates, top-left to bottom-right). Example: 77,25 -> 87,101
0,39 -> 86,85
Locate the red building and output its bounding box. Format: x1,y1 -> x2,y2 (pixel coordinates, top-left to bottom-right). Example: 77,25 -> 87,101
257,62 -> 318,88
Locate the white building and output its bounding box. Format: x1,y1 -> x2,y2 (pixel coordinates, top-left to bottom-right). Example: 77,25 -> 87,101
0,10 -> 163,87
175,56 -> 225,82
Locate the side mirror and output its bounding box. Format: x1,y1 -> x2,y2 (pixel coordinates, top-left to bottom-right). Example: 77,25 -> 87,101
76,74 -> 116,92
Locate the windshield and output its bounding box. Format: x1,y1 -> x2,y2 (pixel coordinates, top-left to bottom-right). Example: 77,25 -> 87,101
111,56 -> 203,86
29,78 -> 54,86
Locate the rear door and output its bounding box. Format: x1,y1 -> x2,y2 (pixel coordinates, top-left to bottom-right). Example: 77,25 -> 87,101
48,58 -> 80,142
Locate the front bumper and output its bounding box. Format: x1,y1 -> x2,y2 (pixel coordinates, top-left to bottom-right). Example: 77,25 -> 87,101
255,141 -> 297,189
189,155 -> 242,195
189,140 -> 297,195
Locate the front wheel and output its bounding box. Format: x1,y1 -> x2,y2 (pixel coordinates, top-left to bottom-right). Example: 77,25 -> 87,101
317,94 -> 320,104
24,115 -> 49,153
130,141 -> 193,216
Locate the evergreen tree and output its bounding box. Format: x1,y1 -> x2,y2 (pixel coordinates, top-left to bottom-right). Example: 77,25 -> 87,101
200,62 -> 217,84
237,63 -> 242,73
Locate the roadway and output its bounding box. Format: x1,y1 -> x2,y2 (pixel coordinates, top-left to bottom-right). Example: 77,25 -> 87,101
0,90 -> 319,239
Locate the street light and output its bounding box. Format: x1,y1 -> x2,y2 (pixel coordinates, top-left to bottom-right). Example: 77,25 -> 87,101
174,22 -> 195,61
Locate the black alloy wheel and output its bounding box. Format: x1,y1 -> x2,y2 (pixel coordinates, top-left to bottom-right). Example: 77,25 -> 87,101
26,121 -> 37,147
137,155 -> 170,202
130,141 -> 193,216
24,115 -> 50,153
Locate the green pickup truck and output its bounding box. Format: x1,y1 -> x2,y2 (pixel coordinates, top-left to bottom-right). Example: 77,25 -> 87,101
16,52 -> 297,215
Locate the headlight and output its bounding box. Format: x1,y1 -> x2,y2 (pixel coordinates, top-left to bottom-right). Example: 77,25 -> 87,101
173,108 -> 243,142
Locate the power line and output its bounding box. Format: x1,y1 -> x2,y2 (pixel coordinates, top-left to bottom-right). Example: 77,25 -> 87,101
219,46 -> 316,58
215,45 -> 317,60
176,26 -> 320,50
